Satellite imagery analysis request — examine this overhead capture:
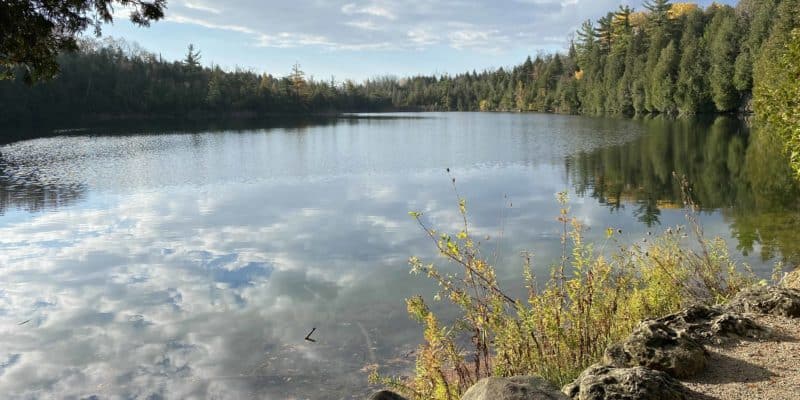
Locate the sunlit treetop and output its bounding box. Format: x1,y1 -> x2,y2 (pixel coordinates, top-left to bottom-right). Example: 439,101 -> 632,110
669,3 -> 700,18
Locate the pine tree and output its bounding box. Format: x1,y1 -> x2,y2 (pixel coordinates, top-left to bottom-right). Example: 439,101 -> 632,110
521,56 -> 534,81
575,20 -> 597,72
643,0 -> 673,29
597,13 -> 615,53
183,44 -> 202,69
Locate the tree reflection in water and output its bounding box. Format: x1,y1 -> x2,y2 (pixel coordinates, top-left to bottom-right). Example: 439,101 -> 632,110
568,116 -> 800,265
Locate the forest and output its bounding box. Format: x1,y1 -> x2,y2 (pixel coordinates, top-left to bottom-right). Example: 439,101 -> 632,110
0,0 -> 797,121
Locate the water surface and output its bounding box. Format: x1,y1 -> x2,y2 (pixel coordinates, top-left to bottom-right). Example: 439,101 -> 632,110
0,113 -> 797,399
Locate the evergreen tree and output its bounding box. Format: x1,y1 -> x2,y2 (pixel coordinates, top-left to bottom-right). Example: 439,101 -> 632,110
754,0 -> 800,177
206,66 -> 223,107
707,6 -> 741,112
651,40 -> 679,113
597,13 -> 615,53
558,77 -> 580,113
575,20 -> 597,71
732,0 -> 777,95
643,0 -> 673,29
183,44 -> 202,69
676,8 -> 710,114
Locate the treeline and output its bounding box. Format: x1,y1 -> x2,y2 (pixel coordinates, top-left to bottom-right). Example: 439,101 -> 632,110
0,40 -> 399,124
381,0 -> 799,115
0,0 -> 798,124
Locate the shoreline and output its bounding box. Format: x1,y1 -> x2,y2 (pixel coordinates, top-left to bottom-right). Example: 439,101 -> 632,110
0,110 -> 755,146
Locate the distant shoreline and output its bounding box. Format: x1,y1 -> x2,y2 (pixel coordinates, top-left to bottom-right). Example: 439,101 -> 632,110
0,110 -> 754,146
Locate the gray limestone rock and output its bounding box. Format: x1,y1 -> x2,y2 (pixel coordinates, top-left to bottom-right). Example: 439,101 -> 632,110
654,304 -> 766,344
562,364 -> 689,400
727,286 -> 800,318
603,321 -> 707,378
461,376 -> 568,400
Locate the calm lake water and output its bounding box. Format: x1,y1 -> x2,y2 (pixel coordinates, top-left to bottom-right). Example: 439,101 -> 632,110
0,113 -> 798,399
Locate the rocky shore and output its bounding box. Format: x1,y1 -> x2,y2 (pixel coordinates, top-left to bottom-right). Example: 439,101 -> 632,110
369,275 -> 800,400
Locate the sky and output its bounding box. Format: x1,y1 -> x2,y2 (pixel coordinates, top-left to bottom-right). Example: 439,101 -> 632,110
101,0 -> 736,82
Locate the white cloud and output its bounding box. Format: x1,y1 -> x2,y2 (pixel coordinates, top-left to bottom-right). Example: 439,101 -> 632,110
182,1 -> 221,14
153,0 -> 643,54
345,20 -> 382,31
407,28 -> 439,46
447,28 -> 507,50
166,14 -> 258,35
109,0 -> 740,62
341,3 -> 397,20
256,32 -> 333,48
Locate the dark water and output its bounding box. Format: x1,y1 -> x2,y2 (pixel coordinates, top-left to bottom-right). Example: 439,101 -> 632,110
0,113 -> 797,399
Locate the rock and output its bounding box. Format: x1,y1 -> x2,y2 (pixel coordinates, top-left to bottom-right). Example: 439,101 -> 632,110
562,364 -> 689,400
654,304 -> 766,344
603,321 -> 707,378
461,376 -> 568,400
783,269 -> 800,290
368,390 -> 407,400
727,286 -> 800,318
705,312 -> 768,340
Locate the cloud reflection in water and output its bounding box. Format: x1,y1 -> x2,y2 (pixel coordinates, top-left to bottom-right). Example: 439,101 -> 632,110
0,113 -> 794,399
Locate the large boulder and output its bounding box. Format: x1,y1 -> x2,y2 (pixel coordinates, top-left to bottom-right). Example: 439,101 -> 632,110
654,304 -> 766,344
603,321 -> 707,378
368,390 -> 407,400
727,286 -> 800,318
562,364 -> 689,400
461,376 -> 568,400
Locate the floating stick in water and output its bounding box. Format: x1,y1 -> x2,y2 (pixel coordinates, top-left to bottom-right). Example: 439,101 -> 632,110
304,327 -> 317,342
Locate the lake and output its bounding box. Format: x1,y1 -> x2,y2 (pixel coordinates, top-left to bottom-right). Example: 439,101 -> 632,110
0,113 -> 798,399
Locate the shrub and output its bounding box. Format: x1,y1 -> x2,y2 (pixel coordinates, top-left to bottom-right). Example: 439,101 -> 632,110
754,28 -> 800,180
371,175 -> 756,400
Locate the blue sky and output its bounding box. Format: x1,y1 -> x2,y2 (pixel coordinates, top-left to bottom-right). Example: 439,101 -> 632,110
101,0 -> 736,82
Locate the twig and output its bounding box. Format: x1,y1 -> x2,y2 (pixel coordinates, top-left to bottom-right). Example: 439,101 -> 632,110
304,327 -> 317,342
